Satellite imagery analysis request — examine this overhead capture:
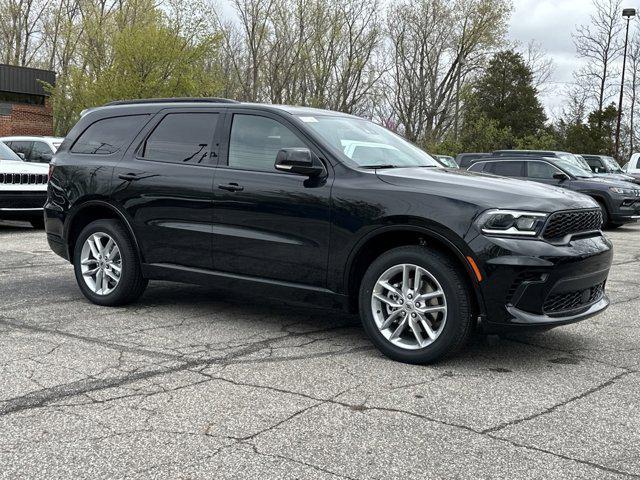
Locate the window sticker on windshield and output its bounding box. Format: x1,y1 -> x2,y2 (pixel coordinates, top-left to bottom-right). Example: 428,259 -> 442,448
300,116 -> 318,123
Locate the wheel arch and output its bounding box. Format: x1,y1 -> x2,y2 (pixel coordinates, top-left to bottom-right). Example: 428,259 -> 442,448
344,225 -> 485,316
64,200 -> 142,264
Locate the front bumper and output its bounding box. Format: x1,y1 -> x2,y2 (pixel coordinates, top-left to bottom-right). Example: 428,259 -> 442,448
0,192 -> 47,212
469,233 -> 613,332
610,195 -> 640,223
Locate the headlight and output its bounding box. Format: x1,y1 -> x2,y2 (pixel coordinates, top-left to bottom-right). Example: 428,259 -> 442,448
476,209 -> 548,237
609,187 -> 639,195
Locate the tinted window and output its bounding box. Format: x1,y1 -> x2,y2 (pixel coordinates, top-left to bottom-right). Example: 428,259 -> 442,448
488,161 -> 525,177
528,161 -> 561,179
31,141 -> 53,162
141,113 -> 218,164
229,115 -> 306,171
467,162 -> 486,173
72,115 -> 148,155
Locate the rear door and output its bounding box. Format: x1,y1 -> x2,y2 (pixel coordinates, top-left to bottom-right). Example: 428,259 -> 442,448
112,108 -> 223,270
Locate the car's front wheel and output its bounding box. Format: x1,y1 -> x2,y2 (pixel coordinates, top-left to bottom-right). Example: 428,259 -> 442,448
359,246 -> 474,364
73,219 -> 147,306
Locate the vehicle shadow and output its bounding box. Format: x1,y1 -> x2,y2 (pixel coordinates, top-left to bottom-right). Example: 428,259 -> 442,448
130,282 -> 586,369
0,220 -> 35,231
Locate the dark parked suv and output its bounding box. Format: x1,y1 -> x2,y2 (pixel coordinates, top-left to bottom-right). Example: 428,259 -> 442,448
468,156 -> 640,228
46,99 -> 613,364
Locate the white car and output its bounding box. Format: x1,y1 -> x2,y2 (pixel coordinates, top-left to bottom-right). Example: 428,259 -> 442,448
0,141 -> 49,228
0,136 -> 64,164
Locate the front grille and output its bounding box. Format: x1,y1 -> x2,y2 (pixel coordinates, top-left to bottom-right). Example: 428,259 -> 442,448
542,209 -> 602,241
543,282 -> 605,314
0,173 -> 48,185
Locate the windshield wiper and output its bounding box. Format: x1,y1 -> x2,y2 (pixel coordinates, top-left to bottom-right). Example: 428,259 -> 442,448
360,164 -> 399,169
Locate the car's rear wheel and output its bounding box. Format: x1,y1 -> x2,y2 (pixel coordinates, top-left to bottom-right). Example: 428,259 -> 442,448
73,219 -> 147,306
359,246 -> 474,364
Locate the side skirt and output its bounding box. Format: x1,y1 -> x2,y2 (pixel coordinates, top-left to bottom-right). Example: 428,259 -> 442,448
142,263 -> 350,311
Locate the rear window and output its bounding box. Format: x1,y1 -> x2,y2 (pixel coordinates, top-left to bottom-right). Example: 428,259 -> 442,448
72,115 -> 148,155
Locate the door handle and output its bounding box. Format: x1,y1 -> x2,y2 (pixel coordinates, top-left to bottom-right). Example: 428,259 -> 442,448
118,173 -> 143,181
218,183 -> 244,192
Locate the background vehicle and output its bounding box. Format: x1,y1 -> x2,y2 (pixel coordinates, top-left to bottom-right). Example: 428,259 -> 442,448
468,156 -> 640,228
432,154 -> 458,168
579,154 -> 638,184
455,152 -> 491,168
46,99 -> 613,364
625,153 -> 640,181
0,141 -> 48,228
492,149 -> 594,172
0,136 -> 64,163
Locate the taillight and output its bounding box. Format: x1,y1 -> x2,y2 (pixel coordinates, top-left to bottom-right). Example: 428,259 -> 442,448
48,163 -> 55,181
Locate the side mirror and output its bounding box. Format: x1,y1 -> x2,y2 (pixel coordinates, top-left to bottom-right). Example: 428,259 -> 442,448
553,172 -> 569,181
16,152 -> 26,160
275,148 -> 325,177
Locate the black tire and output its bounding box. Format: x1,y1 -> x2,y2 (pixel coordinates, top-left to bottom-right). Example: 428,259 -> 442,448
30,217 -> 45,229
596,200 -> 610,227
73,219 -> 147,306
359,246 -> 474,364
606,223 -> 624,230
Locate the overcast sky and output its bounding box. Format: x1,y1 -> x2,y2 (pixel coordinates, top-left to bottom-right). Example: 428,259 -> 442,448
508,0 -> 599,118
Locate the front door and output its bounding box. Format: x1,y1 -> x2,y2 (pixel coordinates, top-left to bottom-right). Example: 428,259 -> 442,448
211,111 -> 332,287
112,109 -> 222,270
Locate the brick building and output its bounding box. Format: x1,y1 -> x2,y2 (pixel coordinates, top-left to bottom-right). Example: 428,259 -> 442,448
0,64 -> 56,137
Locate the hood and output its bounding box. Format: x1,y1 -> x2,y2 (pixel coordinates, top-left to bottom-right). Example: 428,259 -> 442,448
597,172 -> 640,184
579,175 -> 640,188
376,167 -> 598,212
0,160 -> 49,174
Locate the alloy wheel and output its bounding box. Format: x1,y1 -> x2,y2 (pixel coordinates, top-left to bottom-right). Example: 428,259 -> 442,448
371,263 -> 447,350
80,232 -> 122,295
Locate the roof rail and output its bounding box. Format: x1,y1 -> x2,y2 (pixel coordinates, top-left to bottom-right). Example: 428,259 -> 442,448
104,97 -> 240,106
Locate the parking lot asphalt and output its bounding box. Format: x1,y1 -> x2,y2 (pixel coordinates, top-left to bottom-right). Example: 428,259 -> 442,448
0,221 -> 639,479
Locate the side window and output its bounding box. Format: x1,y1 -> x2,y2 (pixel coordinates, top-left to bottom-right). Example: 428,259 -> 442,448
488,161 -> 525,177
527,161 -> 561,179
31,141 -> 53,162
141,113 -> 219,164
9,141 -> 33,160
228,114 -> 306,172
468,162 -> 486,173
72,115 -> 149,155
585,158 -> 604,173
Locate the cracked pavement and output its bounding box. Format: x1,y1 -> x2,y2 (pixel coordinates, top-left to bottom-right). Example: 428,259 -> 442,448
1,220 -> 639,479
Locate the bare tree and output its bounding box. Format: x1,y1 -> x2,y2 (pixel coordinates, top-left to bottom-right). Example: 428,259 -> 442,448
0,0 -> 51,66
385,0 -> 511,143
573,0 -> 623,119
520,40 -> 555,90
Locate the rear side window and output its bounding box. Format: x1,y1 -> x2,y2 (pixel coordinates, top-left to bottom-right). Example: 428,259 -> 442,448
141,113 -> 219,164
488,161 -> 525,177
72,115 -> 148,155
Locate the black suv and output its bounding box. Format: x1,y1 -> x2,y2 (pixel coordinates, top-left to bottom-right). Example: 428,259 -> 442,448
468,156 -> 640,228
46,99 -> 613,364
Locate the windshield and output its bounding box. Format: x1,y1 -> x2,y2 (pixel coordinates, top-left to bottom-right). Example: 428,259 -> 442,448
298,115 -> 439,168
601,156 -> 624,173
0,141 -> 22,161
437,156 -> 458,168
555,157 -> 593,177
558,153 -> 593,176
